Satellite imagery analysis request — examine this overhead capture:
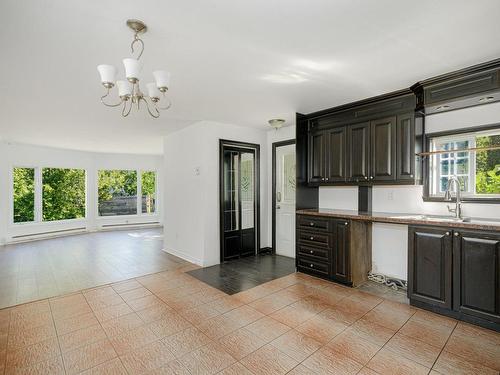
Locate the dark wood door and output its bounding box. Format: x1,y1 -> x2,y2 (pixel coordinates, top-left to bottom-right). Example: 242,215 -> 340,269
396,113 -> 415,182
370,116 -> 396,182
408,226 -> 453,309
326,127 -> 347,183
308,130 -> 326,183
453,230 -> 500,324
331,219 -> 350,284
347,122 -> 370,182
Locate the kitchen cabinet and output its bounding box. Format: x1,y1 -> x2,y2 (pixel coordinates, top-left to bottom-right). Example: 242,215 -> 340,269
308,130 -> 327,183
326,127 -> 348,183
296,214 -> 371,287
408,226 -> 453,309
347,122 -> 370,182
409,225 -> 500,330
453,230 -> 500,325
370,116 -> 396,182
396,113 -> 416,181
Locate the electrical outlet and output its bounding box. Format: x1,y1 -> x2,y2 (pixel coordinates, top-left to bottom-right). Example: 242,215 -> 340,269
194,167 -> 200,176
387,191 -> 394,201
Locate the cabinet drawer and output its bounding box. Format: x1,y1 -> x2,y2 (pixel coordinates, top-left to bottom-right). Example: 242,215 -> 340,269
297,256 -> 329,276
297,216 -> 330,231
297,244 -> 329,261
297,230 -> 331,248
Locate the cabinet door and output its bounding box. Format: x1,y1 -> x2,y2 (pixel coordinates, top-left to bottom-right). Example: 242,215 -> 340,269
408,226 -> 453,309
453,230 -> 500,324
347,122 -> 370,182
326,127 -> 347,183
396,114 -> 415,181
308,130 -> 326,183
370,116 -> 396,181
331,219 -> 350,284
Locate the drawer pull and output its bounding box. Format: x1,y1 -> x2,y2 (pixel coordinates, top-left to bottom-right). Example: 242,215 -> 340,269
310,264 -> 314,268
454,232 -> 459,237
309,222 -> 315,226
309,250 -> 314,254
445,232 -> 450,236
310,236 -> 314,240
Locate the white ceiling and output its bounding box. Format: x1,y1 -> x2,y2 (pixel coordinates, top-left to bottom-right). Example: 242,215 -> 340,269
1,0 -> 500,154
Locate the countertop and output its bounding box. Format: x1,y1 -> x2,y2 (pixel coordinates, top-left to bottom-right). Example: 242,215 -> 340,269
296,208 -> 500,231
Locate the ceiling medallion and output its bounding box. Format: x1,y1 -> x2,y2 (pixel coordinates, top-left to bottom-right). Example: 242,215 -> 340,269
97,19 -> 171,118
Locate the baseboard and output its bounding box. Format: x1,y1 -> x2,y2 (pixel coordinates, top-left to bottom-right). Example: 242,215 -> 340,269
163,247 -> 204,267
259,247 -> 273,254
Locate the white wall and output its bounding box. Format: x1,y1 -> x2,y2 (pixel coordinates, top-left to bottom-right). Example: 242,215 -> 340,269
319,102 -> 500,280
163,120 -> 269,267
0,141 -> 163,244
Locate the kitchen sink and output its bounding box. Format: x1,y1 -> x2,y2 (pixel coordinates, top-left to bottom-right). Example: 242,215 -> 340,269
389,214 -> 468,223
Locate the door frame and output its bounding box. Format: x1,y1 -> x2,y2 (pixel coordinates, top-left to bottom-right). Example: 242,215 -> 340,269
272,139 -> 296,253
219,139 -> 260,262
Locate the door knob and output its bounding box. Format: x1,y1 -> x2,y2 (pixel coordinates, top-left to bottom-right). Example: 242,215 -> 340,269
276,205 -> 281,209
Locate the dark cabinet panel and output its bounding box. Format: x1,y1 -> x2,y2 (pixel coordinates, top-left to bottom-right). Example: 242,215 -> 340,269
453,230 -> 500,324
308,130 -> 326,183
408,226 -> 453,309
326,127 -> 347,182
370,116 -> 396,181
331,219 -> 350,283
348,122 -> 370,182
396,114 -> 415,181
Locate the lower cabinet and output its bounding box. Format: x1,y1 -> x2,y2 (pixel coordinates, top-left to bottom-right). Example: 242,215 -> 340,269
296,215 -> 370,287
408,225 -> 500,330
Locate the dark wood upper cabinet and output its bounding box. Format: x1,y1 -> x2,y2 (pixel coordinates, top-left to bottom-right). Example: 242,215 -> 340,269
370,116 -> 396,182
453,230 -> 500,324
347,122 -> 370,182
308,130 -> 326,183
326,127 -> 347,183
396,113 -> 416,181
408,226 -> 453,310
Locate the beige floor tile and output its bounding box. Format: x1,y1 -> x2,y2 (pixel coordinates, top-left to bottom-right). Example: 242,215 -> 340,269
5,337 -> 60,372
119,286 -> 153,302
101,312 -> 144,337
147,312 -> 192,339
295,313 -> 348,344
7,322 -> 56,351
270,329 -> 322,362
270,304 -> 315,327
287,364 -> 318,375
80,357 -> 128,374
223,305 -> 264,326
218,362 -> 253,375
240,344 -> 299,375
58,324 -> 107,353
433,350 -> 498,375
135,303 -> 174,323
385,332 -> 441,369
218,327 -> 267,360
326,328 -> 381,365
302,345 -> 363,375
399,314 -> 455,349
62,338 -> 117,375
93,303 -> 134,323
147,359 -> 192,374
196,314 -> 242,340
109,325 -> 158,355
120,339 -> 175,374
6,355 -> 65,375
180,342 -> 236,375
366,347 -> 430,375
162,327 -> 211,358
111,279 -> 143,294
206,295 -> 244,314
350,317 -> 396,346
180,304 -> 221,325
249,291 -> 297,315
54,310 -> 99,336
245,316 -> 291,342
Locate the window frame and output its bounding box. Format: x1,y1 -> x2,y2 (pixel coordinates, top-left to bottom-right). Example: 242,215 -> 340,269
423,123 -> 500,203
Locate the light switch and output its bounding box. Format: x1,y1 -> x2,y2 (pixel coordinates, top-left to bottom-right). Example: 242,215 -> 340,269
194,167 -> 200,176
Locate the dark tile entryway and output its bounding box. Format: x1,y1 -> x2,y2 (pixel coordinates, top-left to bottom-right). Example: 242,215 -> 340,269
187,253 -> 296,294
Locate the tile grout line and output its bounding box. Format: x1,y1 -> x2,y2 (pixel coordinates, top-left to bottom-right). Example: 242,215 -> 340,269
428,321 -> 458,373
48,296 -> 68,375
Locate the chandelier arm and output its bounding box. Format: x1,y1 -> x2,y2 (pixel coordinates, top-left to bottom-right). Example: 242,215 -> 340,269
157,93 -> 172,110
142,97 -> 160,118
122,99 -> 132,117
131,34 -> 145,60
100,88 -> 123,107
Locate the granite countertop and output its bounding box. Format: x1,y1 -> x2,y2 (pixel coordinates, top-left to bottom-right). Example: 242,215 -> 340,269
296,208 -> 500,231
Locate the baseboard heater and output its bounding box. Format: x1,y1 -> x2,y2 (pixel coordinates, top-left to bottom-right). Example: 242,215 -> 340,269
101,221 -> 160,228
12,227 -> 87,240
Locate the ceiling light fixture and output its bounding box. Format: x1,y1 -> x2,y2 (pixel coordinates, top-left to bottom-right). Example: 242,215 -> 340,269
97,19 -> 171,118
478,96 -> 495,103
268,119 -> 286,130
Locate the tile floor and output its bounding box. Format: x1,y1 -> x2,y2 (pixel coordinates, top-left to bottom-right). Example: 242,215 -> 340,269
0,228 -> 186,309
0,264 -> 498,374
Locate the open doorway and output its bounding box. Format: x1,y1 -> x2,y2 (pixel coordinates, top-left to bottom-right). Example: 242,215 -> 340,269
272,139 -> 296,257
219,140 -> 260,262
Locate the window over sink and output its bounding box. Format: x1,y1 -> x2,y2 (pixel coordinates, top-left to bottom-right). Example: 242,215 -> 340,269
428,127 -> 500,199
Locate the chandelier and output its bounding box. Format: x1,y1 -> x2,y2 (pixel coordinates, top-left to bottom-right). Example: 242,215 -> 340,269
97,19 -> 171,118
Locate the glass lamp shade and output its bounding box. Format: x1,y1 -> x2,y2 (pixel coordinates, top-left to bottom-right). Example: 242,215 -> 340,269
116,80 -> 133,97
147,83 -> 161,99
97,64 -> 117,87
153,70 -> 170,90
123,58 -> 142,82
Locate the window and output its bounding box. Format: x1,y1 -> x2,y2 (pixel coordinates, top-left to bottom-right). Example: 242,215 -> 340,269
428,128 -> 500,198
98,170 -> 138,216
141,171 -> 156,214
42,168 -> 86,221
13,167 -> 35,223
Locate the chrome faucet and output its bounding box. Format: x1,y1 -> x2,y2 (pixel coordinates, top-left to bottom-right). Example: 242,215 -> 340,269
444,176 -> 462,220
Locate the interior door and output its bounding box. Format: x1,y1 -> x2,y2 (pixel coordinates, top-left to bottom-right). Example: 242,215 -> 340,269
221,143 -> 258,261
275,143 -> 296,257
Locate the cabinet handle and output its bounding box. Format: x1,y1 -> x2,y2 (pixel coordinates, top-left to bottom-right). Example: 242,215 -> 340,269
309,222 -> 315,226
310,264 -> 314,268
454,232 -> 459,237
370,176 -> 374,180
344,222 -> 348,226
309,250 -> 314,254
364,176 -> 368,180
445,232 -> 450,236
325,177 -> 329,181
321,178 -> 325,181
410,174 -> 414,178
310,236 -> 314,240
